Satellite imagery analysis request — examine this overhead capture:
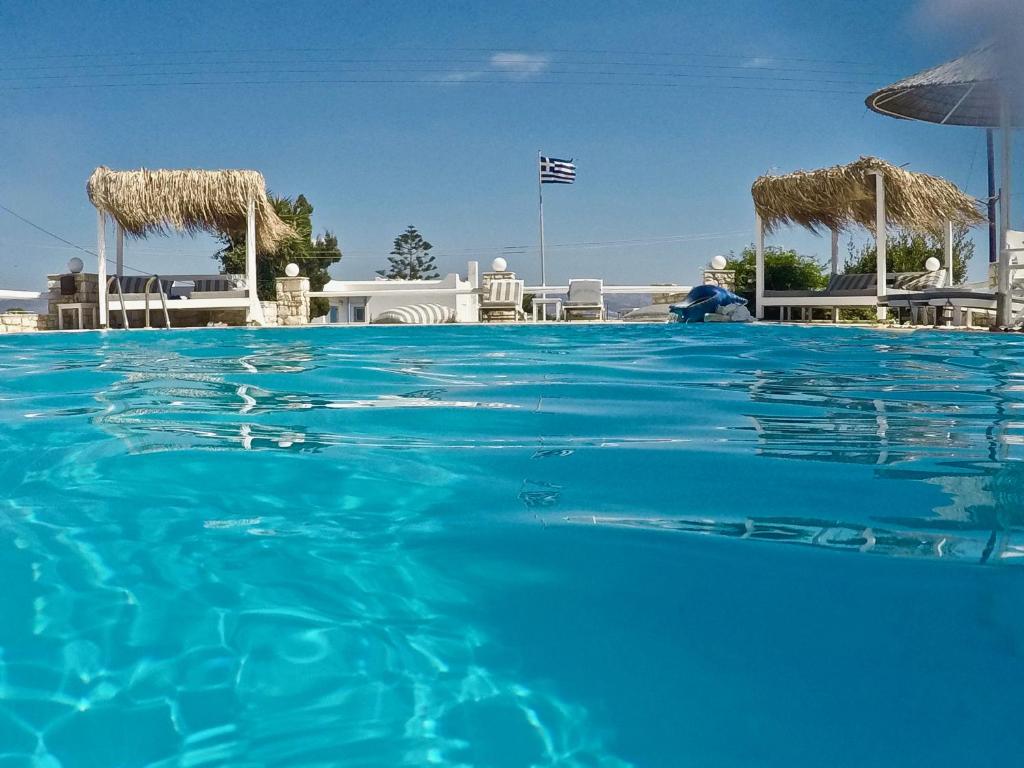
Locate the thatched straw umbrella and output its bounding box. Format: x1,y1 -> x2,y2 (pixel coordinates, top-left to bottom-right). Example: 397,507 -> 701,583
86,167 -> 295,327
865,42 -> 1022,325
750,156 -> 982,319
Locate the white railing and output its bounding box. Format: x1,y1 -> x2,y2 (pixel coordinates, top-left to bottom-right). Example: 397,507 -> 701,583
524,284 -> 690,295
310,284 -> 691,298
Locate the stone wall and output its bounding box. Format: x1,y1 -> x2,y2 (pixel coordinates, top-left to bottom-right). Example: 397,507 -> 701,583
0,312 -> 49,333
260,301 -> 279,326
47,272 -> 100,329
275,276 -> 310,326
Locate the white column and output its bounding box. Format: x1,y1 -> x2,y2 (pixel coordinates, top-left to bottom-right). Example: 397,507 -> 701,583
998,97 -> 1013,326
872,171 -> 887,321
467,260 -> 480,323
245,198 -> 266,325
830,228 -> 839,276
943,221 -> 954,287
115,223 -> 124,278
97,210 -> 107,328
755,214 -> 765,320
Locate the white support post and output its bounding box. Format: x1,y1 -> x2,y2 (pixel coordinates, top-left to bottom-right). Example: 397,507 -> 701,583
943,220 -> 954,287
467,260 -> 480,323
755,213 -> 765,320
998,97 -> 1013,327
872,171 -> 887,321
245,198 -> 266,326
97,210 -> 107,328
830,228 -> 839,276
115,223 -> 124,278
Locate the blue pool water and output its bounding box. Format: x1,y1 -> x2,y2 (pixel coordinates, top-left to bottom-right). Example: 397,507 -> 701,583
1,323 -> 1023,767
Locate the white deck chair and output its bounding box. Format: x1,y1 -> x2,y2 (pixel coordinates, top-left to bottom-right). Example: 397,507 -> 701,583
480,278 -> 525,322
1004,230 -> 1024,325
563,279 -> 604,321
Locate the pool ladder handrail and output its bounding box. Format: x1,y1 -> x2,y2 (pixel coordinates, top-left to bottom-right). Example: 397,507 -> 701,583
106,276 -> 130,329
144,275 -> 172,329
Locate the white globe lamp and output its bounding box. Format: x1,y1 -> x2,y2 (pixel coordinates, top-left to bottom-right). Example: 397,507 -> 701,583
710,255 -> 728,270
68,257 -> 84,274
924,257 -> 941,272
492,257 -> 508,272
285,262 -> 300,277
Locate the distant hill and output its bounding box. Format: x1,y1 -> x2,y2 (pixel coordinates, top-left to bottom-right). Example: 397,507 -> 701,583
603,294 -> 652,317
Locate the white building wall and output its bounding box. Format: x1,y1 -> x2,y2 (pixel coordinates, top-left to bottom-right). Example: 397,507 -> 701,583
322,271 -> 478,324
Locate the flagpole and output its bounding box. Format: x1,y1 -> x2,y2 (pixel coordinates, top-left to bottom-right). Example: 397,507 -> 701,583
537,149 -> 546,294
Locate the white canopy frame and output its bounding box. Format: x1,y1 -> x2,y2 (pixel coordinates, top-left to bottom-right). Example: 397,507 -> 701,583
96,200 -> 265,328
755,173 -> 956,321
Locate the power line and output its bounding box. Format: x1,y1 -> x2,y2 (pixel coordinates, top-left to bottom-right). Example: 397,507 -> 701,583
0,57 -> 897,79
0,45 -> 905,71
0,77 -> 868,96
0,202 -> 150,274
0,68 -> 889,87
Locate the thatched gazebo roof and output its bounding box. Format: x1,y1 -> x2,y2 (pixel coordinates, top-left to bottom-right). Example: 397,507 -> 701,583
751,156 -> 983,234
86,166 -> 296,252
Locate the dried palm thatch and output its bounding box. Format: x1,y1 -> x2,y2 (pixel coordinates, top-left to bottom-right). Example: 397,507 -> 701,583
751,156 -> 983,235
87,166 -> 296,252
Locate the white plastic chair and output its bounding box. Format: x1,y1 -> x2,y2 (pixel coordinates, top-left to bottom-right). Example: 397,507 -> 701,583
563,279 -> 604,321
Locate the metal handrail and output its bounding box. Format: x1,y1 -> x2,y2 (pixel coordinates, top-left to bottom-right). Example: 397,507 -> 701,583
144,275 -> 172,329
106,276 -> 130,329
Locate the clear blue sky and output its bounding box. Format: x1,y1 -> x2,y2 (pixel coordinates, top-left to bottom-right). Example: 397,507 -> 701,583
0,0 -> 1014,289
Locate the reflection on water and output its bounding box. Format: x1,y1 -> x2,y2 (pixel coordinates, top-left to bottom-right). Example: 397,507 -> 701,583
1,324 -> 1024,766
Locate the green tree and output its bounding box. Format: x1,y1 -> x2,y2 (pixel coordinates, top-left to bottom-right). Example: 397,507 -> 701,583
843,225 -> 973,285
728,245 -> 829,292
213,194 -> 342,320
379,225 -> 438,280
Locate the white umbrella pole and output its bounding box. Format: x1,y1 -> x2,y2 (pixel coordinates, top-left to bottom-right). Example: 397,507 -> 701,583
998,96 -> 1012,326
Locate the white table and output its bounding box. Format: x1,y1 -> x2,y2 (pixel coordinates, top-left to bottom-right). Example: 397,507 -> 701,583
532,297 -> 562,322
56,302 -> 98,330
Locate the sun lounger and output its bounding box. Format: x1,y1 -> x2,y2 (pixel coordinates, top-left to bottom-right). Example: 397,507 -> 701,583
563,279 -> 605,321
106,274 -> 250,326
761,270 -> 945,319
479,278 -> 526,322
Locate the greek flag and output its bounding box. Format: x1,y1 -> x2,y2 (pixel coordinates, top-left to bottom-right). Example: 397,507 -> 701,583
540,156 -> 576,184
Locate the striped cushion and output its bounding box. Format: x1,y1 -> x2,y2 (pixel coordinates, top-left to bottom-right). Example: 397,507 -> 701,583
112,275 -> 237,294
114,276 -> 173,294
486,279 -> 522,304
374,303 -> 456,325
826,273 -> 876,292
891,269 -> 946,290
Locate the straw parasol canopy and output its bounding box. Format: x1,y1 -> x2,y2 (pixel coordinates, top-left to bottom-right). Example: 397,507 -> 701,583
86,166 -> 296,252
751,156 -> 983,234
865,43 -> 1021,128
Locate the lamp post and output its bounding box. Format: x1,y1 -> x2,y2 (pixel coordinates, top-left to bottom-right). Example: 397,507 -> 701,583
943,299 -> 955,328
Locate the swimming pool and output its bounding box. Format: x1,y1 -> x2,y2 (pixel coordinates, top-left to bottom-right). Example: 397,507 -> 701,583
1,323 -> 1022,767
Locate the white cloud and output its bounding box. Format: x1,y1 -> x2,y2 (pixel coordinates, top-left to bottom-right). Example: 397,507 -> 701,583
489,52 -> 550,79
438,70 -> 483,84
429,52 -> 550,86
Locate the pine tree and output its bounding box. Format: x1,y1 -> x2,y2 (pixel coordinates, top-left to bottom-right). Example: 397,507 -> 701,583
379,226 -> 438,280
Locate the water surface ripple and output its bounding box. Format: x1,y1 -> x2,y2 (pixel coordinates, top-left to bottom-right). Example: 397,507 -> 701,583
1,324 -> 1023,767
